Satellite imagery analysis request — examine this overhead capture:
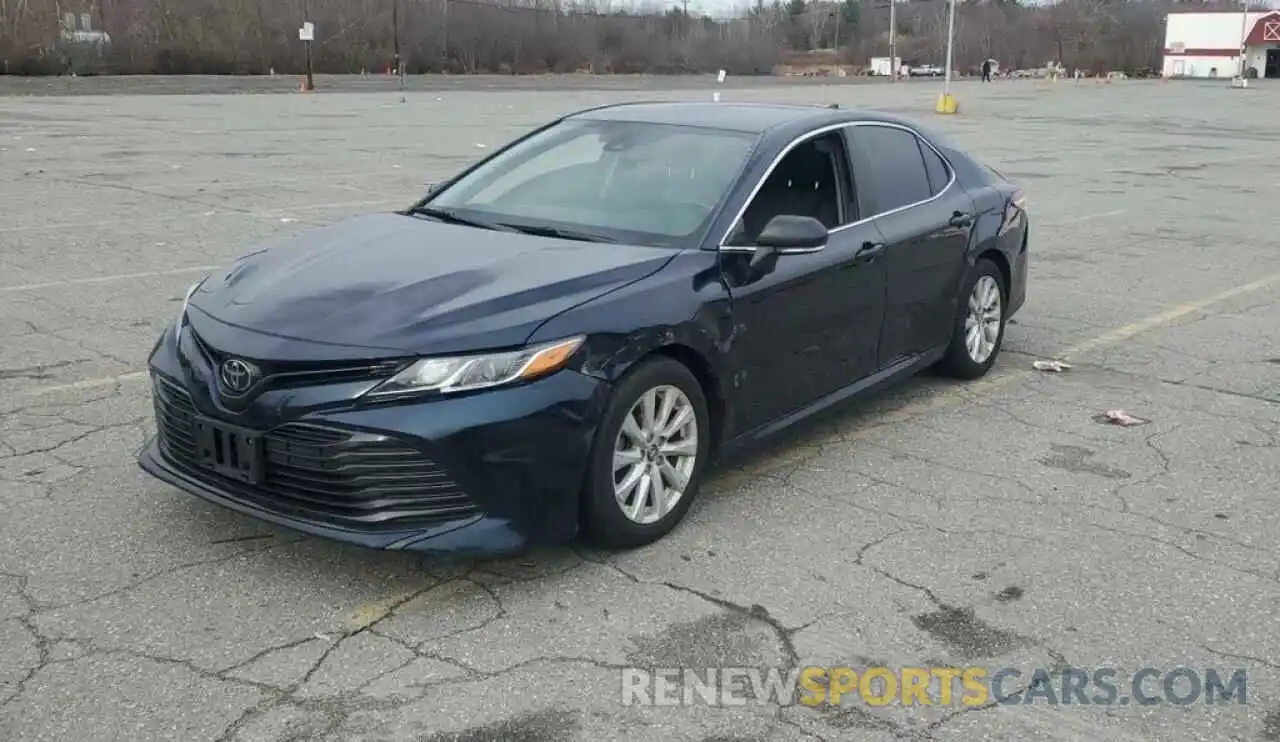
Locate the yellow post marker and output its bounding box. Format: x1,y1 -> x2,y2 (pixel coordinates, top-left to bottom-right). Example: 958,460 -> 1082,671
935,0 -> 959,115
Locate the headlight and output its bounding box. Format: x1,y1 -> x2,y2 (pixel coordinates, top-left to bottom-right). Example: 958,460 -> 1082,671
366,336 -> 585,397
174,277 -> 207,344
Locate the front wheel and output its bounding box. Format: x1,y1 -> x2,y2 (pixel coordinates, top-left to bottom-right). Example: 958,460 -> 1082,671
938,258 -> 1007,379
581,357 -> 711,549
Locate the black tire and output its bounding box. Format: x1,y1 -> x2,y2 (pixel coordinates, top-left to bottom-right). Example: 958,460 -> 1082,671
938,258 -> 1007,380
581,356 -> 711,549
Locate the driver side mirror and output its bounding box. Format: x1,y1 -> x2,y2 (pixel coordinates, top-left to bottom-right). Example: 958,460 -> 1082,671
756,214 -> 828,251
746,215 -> 828,277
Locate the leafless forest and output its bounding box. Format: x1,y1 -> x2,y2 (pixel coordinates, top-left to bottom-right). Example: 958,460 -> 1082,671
0,0 -> 1262,77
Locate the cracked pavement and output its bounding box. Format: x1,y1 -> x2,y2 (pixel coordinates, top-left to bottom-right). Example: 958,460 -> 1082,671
1,77 -> 1278,741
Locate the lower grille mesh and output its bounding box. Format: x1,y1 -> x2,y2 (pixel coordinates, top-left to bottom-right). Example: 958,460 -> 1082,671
152,375 -> 480,531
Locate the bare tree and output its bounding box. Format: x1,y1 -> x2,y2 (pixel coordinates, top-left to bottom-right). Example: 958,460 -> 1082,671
0,0 -> 1186,77
804,4 -> 831,49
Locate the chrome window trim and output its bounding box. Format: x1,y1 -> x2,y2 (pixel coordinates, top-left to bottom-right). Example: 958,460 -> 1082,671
717,120 -> 958,253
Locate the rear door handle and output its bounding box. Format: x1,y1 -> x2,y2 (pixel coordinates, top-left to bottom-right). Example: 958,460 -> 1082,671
949,211 -> 975,228
855,241 -> 886,261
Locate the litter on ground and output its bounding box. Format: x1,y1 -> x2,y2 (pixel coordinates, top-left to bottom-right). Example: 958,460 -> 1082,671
1097,409 -> 1149,427
1034,360 -> 1073,372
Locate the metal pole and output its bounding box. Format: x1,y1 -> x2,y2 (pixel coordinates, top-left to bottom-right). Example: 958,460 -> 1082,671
303,0 -> 314,91
833,9 -> 841,72
393,0 -> 402,86
943,0 -> 956,95
889,0 -> 897,81
442,0 -> 449,70
1237,0 -> 1249,80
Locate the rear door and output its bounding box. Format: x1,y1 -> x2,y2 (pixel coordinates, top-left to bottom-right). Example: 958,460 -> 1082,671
843,123 -> 975,367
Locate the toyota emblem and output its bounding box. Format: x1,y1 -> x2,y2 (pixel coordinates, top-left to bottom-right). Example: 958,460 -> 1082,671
219,359 -> 258,395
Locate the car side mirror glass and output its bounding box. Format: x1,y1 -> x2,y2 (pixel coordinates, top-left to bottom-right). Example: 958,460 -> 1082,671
755,215 -> 828,251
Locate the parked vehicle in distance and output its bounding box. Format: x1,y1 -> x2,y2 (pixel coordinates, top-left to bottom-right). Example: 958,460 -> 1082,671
138,102 -> 1030,557
910,64 -> 945,77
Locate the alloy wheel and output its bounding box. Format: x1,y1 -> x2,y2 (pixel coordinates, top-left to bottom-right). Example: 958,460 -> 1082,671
964,274 -> 1002,364
612,384 -> 699,525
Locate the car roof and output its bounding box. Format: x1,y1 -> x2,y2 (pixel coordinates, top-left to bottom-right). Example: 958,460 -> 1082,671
565,101 -> 925,137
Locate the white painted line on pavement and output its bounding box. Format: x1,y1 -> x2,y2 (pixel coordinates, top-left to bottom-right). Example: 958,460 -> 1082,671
21,371 -> 149,396
0,266 -> 221,294
0,198 -> 402,235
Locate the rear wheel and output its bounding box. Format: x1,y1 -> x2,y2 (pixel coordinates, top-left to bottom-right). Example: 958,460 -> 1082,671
581,357 -> 710,549
938,258 -> 1006,379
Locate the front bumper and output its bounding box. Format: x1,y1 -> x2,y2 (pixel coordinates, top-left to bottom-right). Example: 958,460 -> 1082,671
137,327 -> 611,557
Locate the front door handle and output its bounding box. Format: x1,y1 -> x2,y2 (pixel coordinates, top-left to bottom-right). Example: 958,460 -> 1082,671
855,241 -> 886,262
949,211 -> 975,228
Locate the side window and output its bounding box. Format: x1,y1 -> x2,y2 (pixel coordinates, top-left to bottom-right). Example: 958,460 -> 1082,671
728,132 -> 852,245
919,140 -> 951,196
847,125 -> 933,216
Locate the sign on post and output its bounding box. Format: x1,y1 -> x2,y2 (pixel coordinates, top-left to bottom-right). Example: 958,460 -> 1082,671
299,22 -> 315,41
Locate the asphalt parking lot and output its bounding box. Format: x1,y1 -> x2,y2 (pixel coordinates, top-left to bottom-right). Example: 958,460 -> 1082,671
1,75 -> 1278,742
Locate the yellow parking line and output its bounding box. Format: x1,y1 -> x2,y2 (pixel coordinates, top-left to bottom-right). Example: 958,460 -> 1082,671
343,586 -> 427,633
729,269 -> 1280,474
1057,271 -> 1280,359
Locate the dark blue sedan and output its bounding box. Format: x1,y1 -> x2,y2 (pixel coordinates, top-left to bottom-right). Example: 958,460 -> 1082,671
138,101 -> 1029,557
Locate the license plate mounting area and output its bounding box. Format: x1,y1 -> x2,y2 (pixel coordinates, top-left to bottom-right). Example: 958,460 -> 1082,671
192,416 -> 265,484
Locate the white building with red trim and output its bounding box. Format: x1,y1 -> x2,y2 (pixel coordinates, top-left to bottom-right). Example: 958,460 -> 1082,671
1162,9 -> 1280,79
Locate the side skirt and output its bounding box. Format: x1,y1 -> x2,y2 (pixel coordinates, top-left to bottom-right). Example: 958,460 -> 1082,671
717,346 -> 947,463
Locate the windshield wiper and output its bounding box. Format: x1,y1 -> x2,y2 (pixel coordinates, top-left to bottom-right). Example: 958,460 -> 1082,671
496,222 -> 618,243
409,206 -> 515,232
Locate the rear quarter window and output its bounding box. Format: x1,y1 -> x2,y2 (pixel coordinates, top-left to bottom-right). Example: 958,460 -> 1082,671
920,141 -> 951,196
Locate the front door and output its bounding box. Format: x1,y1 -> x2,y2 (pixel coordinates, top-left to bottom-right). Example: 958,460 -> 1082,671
844,123 -> 976,366
1267,49 -> 1280,78
719,129 -> 888,435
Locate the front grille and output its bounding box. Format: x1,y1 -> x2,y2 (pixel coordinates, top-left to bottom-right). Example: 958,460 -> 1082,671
152,375 -> 480,531
190,329 -> 402,391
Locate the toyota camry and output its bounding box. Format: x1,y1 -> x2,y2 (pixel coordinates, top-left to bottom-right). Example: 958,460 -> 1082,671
139,101 -> 1029,556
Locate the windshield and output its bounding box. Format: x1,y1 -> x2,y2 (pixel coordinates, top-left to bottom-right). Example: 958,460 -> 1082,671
421,120 -> 759,247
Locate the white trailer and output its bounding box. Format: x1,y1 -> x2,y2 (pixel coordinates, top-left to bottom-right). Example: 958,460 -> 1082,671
869,57 -> 901,76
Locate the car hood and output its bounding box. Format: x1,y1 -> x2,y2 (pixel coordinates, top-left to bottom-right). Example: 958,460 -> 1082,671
188,212 -> 676,357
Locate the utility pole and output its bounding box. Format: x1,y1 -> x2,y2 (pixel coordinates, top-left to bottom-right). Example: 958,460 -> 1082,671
889,0 -> 897,81
933,0 -> 957,113
1234,0 -> 1249,86
943,0 -> 956,91
833,7 -> 841,72
442,0 -> 450,70
302,0 -> 314,91
392,0 -> 403,87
